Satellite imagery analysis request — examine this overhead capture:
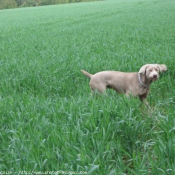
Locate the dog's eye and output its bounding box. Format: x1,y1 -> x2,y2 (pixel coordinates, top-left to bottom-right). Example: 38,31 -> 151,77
149,69 -> 152,72
155,69 -> 159,72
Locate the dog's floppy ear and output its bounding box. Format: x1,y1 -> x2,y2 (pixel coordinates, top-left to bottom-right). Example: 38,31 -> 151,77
156,64 -> 167,72
139,64 -> 149,75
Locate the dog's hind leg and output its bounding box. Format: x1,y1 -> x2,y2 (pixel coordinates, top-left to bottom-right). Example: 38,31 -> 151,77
90,82 -> 106,94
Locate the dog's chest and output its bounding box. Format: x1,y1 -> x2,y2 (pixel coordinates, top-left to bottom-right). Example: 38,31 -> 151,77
129,85 -> 148,96
139,87 -> 149,95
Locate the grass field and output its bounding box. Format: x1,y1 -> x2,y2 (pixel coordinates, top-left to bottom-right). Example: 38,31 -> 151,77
0,0 -> 175,174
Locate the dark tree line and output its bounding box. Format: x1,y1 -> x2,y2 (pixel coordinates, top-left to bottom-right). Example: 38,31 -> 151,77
0,0 -> 100,9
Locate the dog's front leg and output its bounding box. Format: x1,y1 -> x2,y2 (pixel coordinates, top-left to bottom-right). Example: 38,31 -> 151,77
139,93 -> 149,106
139,93 -> 154,115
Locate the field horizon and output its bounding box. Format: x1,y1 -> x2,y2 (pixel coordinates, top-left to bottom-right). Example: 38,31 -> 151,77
0,0 -> 175,174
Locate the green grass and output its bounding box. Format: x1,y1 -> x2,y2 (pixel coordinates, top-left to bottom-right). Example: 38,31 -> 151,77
0,0 -> 175,174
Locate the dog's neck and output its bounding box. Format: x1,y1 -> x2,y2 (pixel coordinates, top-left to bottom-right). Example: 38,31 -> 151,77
138,73 -> 151,89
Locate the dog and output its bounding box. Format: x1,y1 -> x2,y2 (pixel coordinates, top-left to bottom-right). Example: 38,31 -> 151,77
81,64 -> 167,103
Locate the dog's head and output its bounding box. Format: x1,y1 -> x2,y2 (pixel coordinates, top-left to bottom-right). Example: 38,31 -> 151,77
139,64 -> 167,81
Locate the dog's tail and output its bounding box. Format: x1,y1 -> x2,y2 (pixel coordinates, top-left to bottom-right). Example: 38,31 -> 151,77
81,70 -> 93,79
